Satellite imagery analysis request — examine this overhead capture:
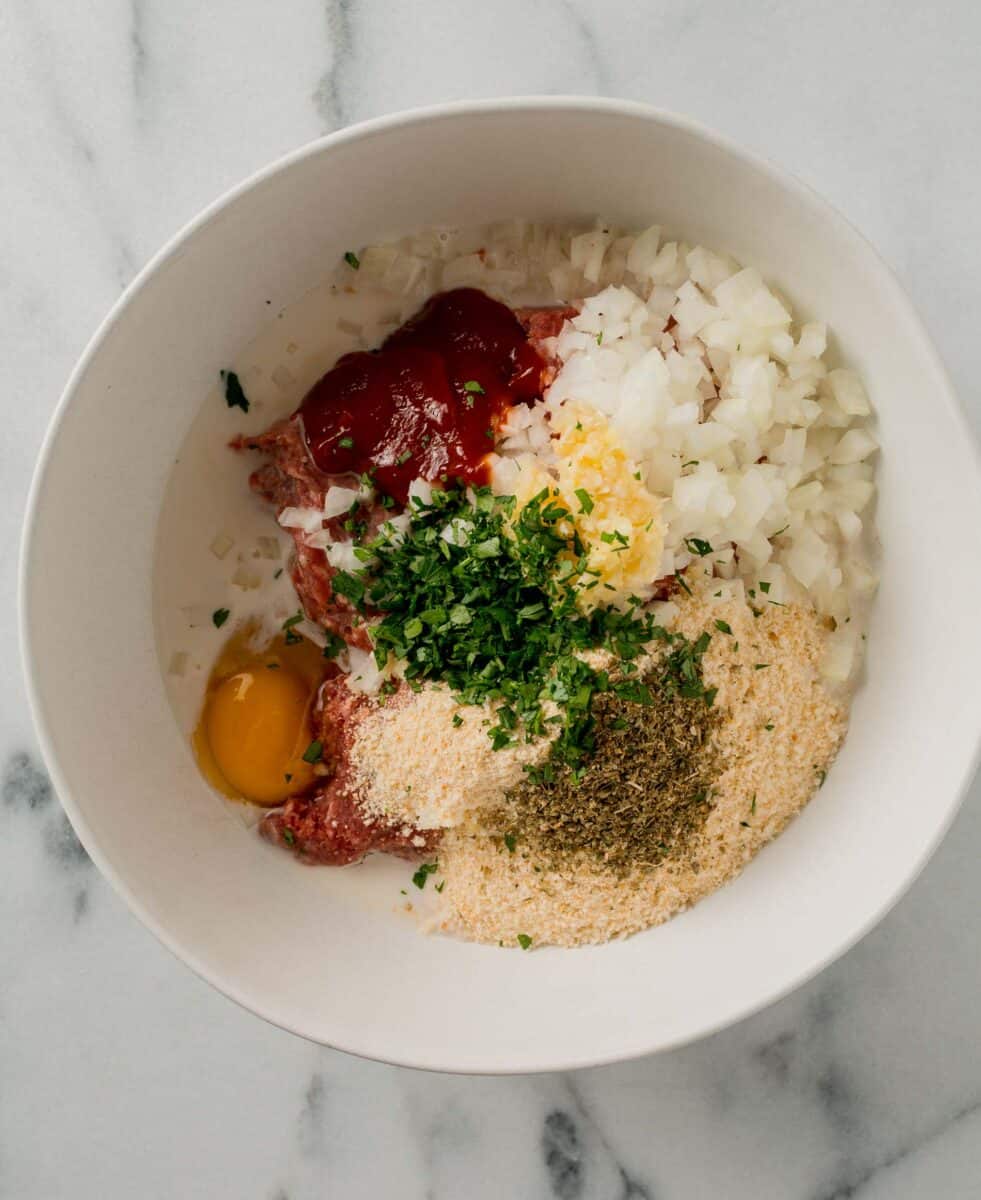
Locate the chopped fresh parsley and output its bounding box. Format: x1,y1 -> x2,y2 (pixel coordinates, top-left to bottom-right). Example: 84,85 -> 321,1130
282,828 -> 296,846
302,740 -> 323,764
596,331 -> 603,346
754,663 -> 769,670
411,861 -> 438,889
282,612 -> 303,631
343,250 -> 360,270
759,580 -> 772,594
220,370 -> 249,413
322,631 -> 346,658
764,723 -> 775,731
338,435 -> 355,450
516,933 -> 533,950
575,488 -> 594,515
336,484 -> 713,775
503,833 -> 517,853
714,619 -> 733,635
212,607 -> 230,629
435,880 -> 445,893
685,537 -> 713,557
674,572 -> 693,597
396,450 -> 413,466
463,380 -> 485,394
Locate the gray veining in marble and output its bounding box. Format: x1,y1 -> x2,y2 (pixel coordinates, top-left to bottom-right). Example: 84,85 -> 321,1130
2,1 -> 980,1196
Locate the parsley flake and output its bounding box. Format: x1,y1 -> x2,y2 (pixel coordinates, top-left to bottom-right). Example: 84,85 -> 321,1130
302,740 -> 323,764
411,861 -> 438,889
220,370 -> 249,413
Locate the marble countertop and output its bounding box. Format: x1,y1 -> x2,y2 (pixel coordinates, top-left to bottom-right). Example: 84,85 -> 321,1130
3,2 -> 980,1196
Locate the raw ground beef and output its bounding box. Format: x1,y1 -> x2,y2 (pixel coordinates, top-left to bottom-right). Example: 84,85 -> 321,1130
261,677 -> 440,865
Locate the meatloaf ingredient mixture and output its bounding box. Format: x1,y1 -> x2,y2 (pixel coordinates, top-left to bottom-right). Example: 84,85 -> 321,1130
177,218 -> 876,947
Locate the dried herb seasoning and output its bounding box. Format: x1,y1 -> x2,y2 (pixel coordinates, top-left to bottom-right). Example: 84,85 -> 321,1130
499,670 -> 719,876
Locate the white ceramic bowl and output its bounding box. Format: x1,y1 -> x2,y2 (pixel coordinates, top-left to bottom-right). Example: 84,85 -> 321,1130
21,98 -> 981,1073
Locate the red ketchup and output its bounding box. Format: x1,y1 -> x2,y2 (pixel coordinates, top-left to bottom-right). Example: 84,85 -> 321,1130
298,288 -> 546,502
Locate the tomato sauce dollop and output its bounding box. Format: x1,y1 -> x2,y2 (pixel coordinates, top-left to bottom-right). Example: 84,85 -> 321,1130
299,288 -> 546,503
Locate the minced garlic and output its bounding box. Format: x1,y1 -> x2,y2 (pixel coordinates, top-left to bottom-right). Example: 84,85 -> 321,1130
499,403 -> 665,610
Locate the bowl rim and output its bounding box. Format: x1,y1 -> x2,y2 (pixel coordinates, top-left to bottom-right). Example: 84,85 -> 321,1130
19,94 -> 981,1074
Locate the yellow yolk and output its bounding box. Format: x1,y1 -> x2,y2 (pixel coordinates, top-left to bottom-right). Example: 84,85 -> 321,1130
194,626 -> 326,806
204,669 -> 316,805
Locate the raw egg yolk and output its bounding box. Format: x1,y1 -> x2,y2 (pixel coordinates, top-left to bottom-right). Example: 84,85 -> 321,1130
204,668 -> 316,805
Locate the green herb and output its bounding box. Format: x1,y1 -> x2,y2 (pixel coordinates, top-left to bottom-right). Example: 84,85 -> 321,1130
740,821 -> 751,828
451,712 -> 464,728
816,768 -> 827,787
675,572 -> 693,597
220,370 -> 249,413
274,568 -> 284,579
682,460 -> 698,468
484,427 -> 495,440
212,607 -> 230,629
596,332 -> 603,346
463,380 -> 485,394
759,581 -> 771,594
396,450 -> 413,466
516,934 -> 533,950
685,537 -> 713,557
764,723 -> 774,731
754,663 -> 769,670
284,630 -> 303,646
574,488 -> 594,515
282,612 -> 303,631
435,880 -> 445,893
505,666 -> 718,873
322,631 -> 346,659
503,833 -> 517,853
411,861 -> 438,889
751,795 -> 757,813
772,525 -> 789,537
714,619 -> 733,635
343,250 -> 360,270
302,740 -> 323,764
339,484 -> 712,777
283,828 -> 296,846
338,435 -> 355,450
332,571 -> 365,606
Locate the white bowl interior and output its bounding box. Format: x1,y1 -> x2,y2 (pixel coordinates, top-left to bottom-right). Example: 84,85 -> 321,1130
22,101 -> 981,1072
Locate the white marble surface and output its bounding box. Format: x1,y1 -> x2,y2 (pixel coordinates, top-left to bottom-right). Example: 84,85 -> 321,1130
2,1 -> 980,1195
